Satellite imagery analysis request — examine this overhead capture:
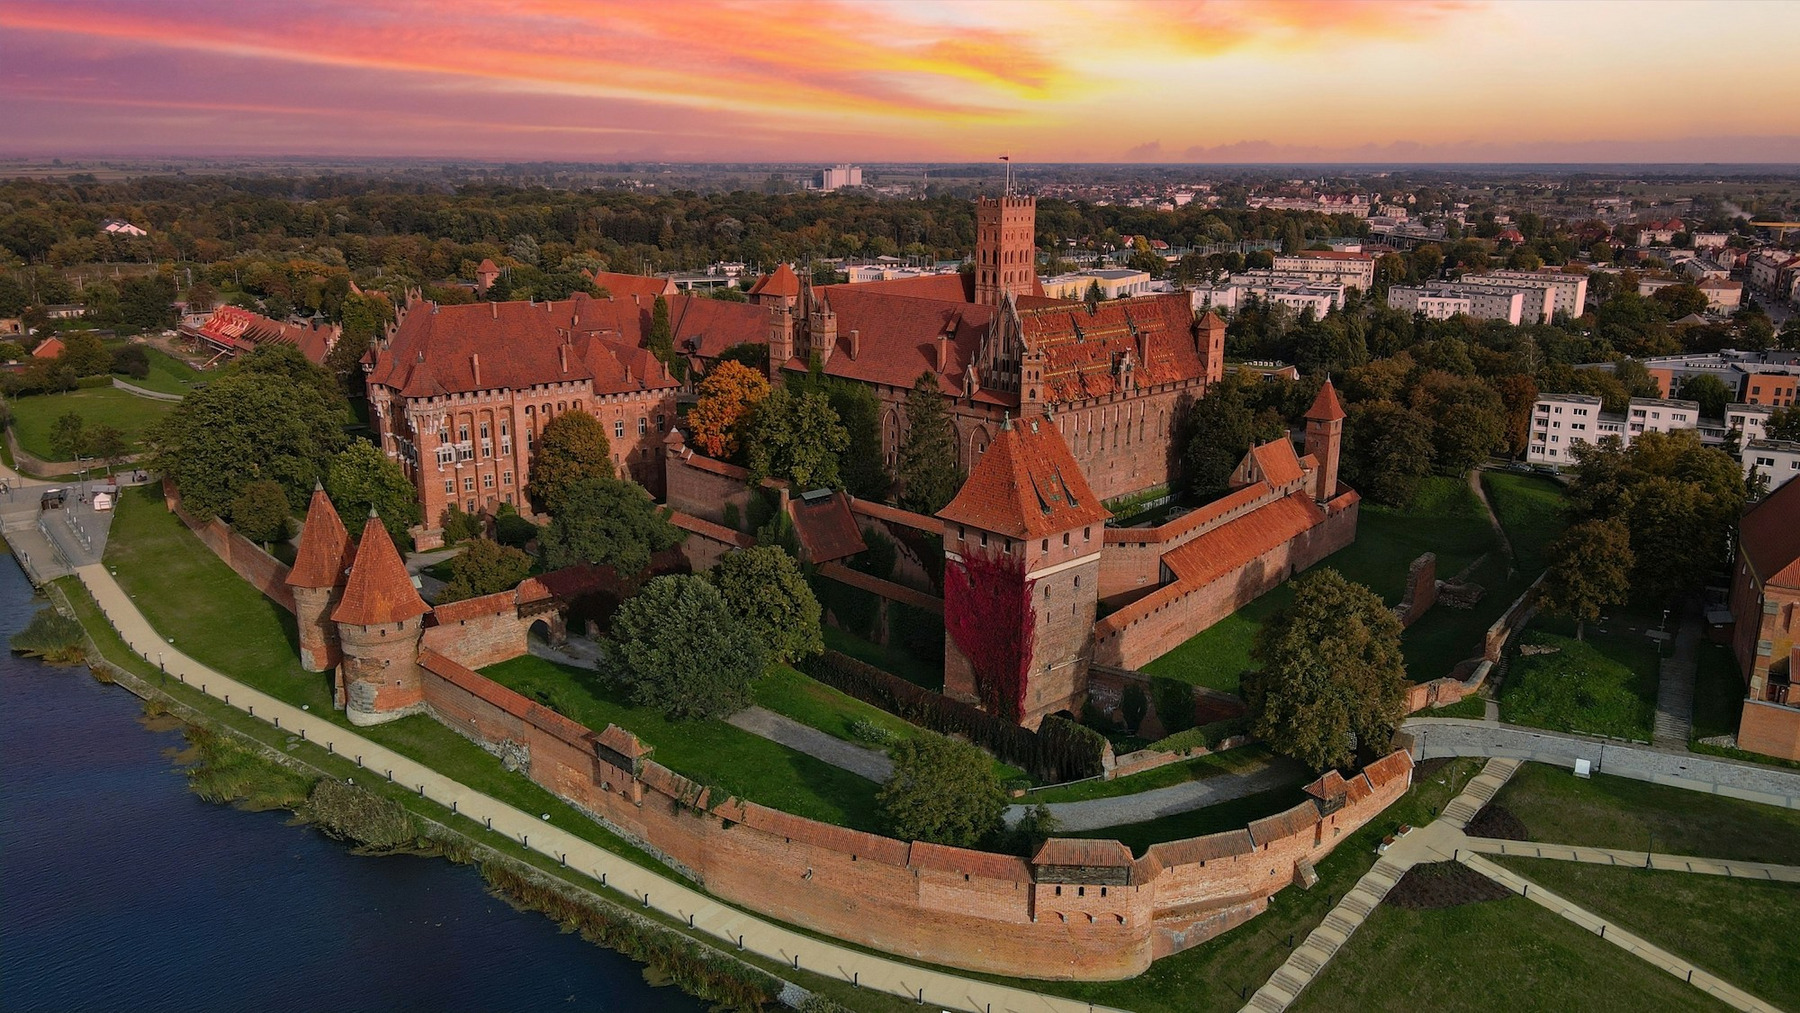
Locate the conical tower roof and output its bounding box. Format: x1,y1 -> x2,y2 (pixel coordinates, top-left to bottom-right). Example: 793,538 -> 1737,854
331,513 -> 429,626
286,484 -> 352,589
1306,378 -> 1346,423
937,414 -> 1110,540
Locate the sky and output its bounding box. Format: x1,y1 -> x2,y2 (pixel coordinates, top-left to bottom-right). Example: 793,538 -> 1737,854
2,0 -> 1797,164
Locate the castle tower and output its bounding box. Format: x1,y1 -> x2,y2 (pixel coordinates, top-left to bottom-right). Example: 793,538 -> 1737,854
332,511 -> 432,726
1197,310 -> 1226,385
937,413 -> 1111,728
747,262 -> 801,310
287,484 -> 354,672
1304,379 -> 1347,503
974,196 -> 1037,306
767,304 -> 794,380
806,289 -> 838,367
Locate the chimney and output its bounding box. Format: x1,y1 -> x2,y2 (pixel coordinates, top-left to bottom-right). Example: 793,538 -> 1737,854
471,353 -> 481,386
559,345 -> 569,373
491,301 -> 498,319
936,333 -> 951,372
848,328 -> 860,360
632,293 -> 641,306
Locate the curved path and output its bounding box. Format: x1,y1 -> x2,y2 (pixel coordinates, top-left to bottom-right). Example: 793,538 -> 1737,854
73,562 -> 1127,1013
1008,758 -> 1304,831
728,706 -> 894,782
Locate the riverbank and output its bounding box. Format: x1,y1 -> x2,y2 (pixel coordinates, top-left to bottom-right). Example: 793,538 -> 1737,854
35,573 -> 911,1013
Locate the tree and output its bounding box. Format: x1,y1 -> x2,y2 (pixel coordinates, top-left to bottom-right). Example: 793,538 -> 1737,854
1539,519 -> 1633,640
710,545 -> 822,665
325,439 -> 422,544
741,387 -> 847,489
686,360 -> 769,459
897,372 -> 961,514
56,330 -> 111,376
877,733 -> 1005,848
816,378 -> 888,499
49,411 -> 88,462
609,574 -> 765,721
646,294 -> 682,379
1410,371 -> 1505,475
230,479 -> 292,545
440,538 -> 534,603
1241,569 -> 1408,772
1675,373 -> 1732,420
1342,401 -> 1434,506
110,345 -> 150,379
538,475 -> 682,577
325,291 -> 393,393
116,274 -> 176,331
87,424 -> 128,475
1766,406 -> 1800,442
1180,375 -> 1281,498
524,411 -> 612,515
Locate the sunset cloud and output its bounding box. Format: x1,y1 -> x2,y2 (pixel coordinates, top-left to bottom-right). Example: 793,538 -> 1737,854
0,0 -> 1795,162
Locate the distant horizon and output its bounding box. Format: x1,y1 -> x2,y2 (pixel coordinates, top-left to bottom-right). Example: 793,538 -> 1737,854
3,1 -> 1797,164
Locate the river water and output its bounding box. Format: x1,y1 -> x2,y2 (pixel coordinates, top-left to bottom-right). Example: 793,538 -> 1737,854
0,560 -> 700,1013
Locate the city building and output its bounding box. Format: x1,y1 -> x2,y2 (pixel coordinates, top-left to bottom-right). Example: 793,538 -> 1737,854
1744,439 -> 1800,493
1193,275 -> 1343,318
1388,284 -> 1525,325
1727,476 -> 1800,761
99,218 -> 148,237
1039,269 -> 1154,301
181,304 -> 339,366
1270,251 -> 1375,291
1748,250 -> 1800,296
816,164 -> 863,191
1525,394 -> 1716,465
1697,278 -> 1744,312
1613,350 -> 1800,404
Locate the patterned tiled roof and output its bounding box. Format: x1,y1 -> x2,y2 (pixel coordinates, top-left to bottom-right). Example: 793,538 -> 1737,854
189,305 -> 338,365
1742,476 -> 1800,590
1249,438 -> 1305,489
1161,493 -> 1326,588
286,486 -> 352,589
1015,294 -> 1206,403
747,263 -> 800,299
937,415 -> 1110,539
585,271 -> 675,301
332,514 -> 429,626
1306,378 -> 1347,423
1033,837 -> 1135,868
786,286 -> 1001,396
787,491 -> 868,564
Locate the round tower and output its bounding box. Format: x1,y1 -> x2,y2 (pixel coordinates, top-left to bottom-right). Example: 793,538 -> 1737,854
287,483 -> 353,673
332,511 -> 432,726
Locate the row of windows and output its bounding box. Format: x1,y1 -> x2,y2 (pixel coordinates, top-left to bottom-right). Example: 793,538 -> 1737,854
444,472 -> 514,495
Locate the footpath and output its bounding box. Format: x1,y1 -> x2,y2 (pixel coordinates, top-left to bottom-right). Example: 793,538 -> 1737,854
71,561 -> 1127,1013
1010,759 -> 1300,831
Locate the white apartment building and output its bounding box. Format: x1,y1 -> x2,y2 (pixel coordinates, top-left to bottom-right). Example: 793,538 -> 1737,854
1744,439 -> 1800,493
1692,232 -> 1730,250
1040,268 -> 1153,301
1386,286 -> 1471,321
1389,283 -> 1525,325
1626,396 -> 1702,439
1682,258 -> 1730,282
1697,278 -> 1744,312
1474,270 -> 1590,320
1749,251 -> 1800,295
1271,251 -> 1375,291
816,164 -> 863,190
1192,274 -> 1342,317
1527,394 -> 1709,465
1727,402 -> 1775,442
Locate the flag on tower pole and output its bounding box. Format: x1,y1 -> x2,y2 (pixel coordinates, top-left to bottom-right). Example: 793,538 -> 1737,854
999,154 -> 1011,195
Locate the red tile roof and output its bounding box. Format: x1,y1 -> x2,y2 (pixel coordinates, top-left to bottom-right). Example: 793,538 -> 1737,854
1162,492 -> 1326,588
1144,829 -> 1255,867
1249,438 -> 1305,489
30,337 -> 63,359
1742,476 -> 1800,590
937,415 -> 1110,539
1247,803 -> 1320,846
908,840 -> 1031,881
747,263 -> 800,299
1015,294 -> 1205,403
429,589 -> 517,625
585,271 -> 675,301
286,486 -> 352,589
1361,749 -> 1414,789
188,305 -> 337,365
787,491 -> 868,564
1307,379 -> 1347,422
834,273 -> 974,302
788,286 -> 1000,395
332,515 -> 429,625
1032,838 -> 1135,868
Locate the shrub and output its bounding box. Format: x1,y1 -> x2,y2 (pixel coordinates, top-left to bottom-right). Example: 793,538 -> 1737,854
847,718 -> 896,746
111,345 -> 150,379
493,504 -> 538,549
878,733 -> 1005,847
9,608 -> 86,663
303,778 -> 420,851
610,575 -> 765,720
1148,716 -> 1251,755
439,503 -> 483,544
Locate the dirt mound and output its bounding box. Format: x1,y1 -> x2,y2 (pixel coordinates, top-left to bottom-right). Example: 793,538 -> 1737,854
1466,802 -> 1528,841
1385,861 -> 1512,910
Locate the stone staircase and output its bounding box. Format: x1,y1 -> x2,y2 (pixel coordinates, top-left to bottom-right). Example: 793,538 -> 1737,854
1442,757 -> 1520,828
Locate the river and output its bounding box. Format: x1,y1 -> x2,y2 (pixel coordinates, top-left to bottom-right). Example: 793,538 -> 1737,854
0,559 -> 701,1013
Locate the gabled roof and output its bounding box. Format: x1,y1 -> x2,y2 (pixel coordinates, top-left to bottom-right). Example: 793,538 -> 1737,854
1307,379 -> 1347,422
1033,837 -> 1134,868
786,490 -> 868,564
586,271 -> 675,301
1742,475 -> 1800,590
937,415 -> 1110,539
187,305 -> 337,365
1162,493 -> 1326,588
332,515 -> 429,626
287,486 -> 353,589
31,337 -> 63,359
747,263 -> 800,299
786,286 -> 1001,396
1247,438 -> 1305,489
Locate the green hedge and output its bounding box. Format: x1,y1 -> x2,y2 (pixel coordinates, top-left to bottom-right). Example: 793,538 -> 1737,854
1147,716 -> 1250,755
801,650 -> 1105,782
76,374 -> 115,389
1150,675 -> 1198,734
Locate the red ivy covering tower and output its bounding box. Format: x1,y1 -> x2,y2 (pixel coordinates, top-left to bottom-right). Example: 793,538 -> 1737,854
943,548 -> 1035,722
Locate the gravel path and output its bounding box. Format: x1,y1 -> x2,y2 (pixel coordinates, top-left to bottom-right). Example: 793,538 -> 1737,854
1009,758 -> 1305,831
728,706 -> 893,782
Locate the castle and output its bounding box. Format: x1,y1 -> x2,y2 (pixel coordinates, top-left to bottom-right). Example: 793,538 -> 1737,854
238,481 -> 1407,981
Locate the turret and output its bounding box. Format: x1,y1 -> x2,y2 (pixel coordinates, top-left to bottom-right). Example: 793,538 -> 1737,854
1304,379 -> 1347,503
286,484 -> 353,672
332,511 -> 431,726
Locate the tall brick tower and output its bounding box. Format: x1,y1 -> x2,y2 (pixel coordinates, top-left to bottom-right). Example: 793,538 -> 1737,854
937,413 -> 1111,728
1304,379 -> 1347,503
332,511 -> 432,726
974,195 -> 1037,306
288,484 -> 353,672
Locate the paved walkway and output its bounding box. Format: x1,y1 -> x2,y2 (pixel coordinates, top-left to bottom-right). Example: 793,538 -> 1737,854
1459,838 -> 1800,882
1652,604 -> 1700,748
1403,718 -> 1800,808
74,562 -> 1125,1013
728,707 -> 893,782
1014,758 -> 1302,831
1468,468 -> 1516,577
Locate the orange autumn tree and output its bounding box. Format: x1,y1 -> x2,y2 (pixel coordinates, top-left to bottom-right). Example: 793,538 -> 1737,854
687,360 -> 770,459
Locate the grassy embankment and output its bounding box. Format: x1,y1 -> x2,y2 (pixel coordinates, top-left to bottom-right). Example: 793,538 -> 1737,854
1147,474 -> 1564,696
116,347 -> 205,396
1499,622 -> 1660,742
9,385 -> 174,459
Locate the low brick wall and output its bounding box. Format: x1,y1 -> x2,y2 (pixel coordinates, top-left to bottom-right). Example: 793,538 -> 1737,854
164,480 -> 295,613
1738,699 -> 1800,762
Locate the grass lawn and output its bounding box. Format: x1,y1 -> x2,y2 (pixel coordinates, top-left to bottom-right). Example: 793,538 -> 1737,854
1490,762 -> 1800,865
482,655 -> 883,832
1028,745 -> 1289,804
119,347 -> 204,396
1480,470 -> 1568,573
1067,784 -> 1311,855
1287,894 -> 1727,1013
1427,694 -> 1488,720
1690,641 -> 1745,741
962,757 -> 1486,1012
1491,857 -> 1800,1011
1498,625 -> 1659,741
10,386 -> 174,459
821,624 -> 943,691
1146,475 -> 1532,694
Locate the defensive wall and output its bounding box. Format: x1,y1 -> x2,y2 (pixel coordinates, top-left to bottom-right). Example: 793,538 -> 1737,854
1092,490 -> 1359,671
163,481 -> 296,613
417,647 -> 1413,980
163,481 -> 1416,980
1100,472 -> 1303,603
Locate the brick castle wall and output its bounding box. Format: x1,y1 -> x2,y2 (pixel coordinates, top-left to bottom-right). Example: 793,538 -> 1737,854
1094,494 -> 1359,670
665,444 -> 754,527
415,649 -> 1411,980
1738,699 -> 1800,761
421,590 -> 533,670
164,481 -> 296,613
